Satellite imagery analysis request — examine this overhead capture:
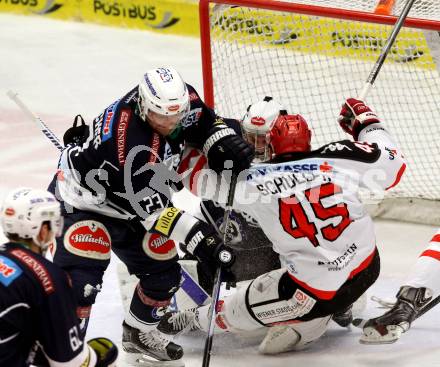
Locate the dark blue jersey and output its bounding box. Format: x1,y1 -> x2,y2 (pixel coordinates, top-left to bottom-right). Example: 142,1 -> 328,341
55,84 -> 241,220
0,243 -> 86,366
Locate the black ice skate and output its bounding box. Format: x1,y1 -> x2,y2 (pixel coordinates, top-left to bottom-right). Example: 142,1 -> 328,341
122,321 -> 184,367
157,309 -> 202,337
332,304 -> 353,327
360,286 -> 432,344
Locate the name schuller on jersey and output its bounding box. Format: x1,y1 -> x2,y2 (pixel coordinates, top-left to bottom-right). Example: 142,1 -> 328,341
246,139 -> 383,197
253,168 -> 328,196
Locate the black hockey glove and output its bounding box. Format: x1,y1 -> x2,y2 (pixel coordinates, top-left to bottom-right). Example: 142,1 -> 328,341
63,114 -> 89,146
203,121 -> 255,174
338,98 -> 380,140
183,220 -> 235,282
88,337 -> 118,367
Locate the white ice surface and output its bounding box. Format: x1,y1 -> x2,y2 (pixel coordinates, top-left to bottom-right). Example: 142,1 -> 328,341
0,13 -> 439,367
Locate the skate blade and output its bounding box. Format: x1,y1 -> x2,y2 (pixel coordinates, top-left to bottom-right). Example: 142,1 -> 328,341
125,352 -> 185,367
359,325 -> 403,345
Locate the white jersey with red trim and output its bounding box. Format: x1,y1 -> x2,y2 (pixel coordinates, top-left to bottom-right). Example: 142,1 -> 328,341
179,124 -> 406,300
405,229 -> 440,294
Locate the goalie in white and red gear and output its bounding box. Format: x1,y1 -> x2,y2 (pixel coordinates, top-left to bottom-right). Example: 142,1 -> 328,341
161,98 -> 406,354
241,96 -> 286,162
175,97 -> 288,293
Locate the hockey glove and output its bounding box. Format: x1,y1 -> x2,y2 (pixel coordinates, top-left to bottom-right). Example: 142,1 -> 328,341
338,98 -> 380,140
203,121 -> 255,174
183,220 -> 235,281
88,337 -> 118,367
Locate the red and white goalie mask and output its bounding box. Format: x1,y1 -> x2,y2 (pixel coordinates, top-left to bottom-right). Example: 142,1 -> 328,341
266,113 -> 312,159
241,96 -> 286,162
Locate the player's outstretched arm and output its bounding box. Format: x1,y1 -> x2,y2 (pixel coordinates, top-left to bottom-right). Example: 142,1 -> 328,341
337,98 -> 406,191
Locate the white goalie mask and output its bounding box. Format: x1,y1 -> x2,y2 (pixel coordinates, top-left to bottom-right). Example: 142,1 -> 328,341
1,188 -> 63,252
242,96 -> 286,162
138,67 -> 191,135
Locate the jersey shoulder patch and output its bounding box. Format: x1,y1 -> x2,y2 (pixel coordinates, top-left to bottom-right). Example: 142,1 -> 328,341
9,249 -> 55,294
101,99 -> 121,143
0,255 -> 23,287
316,140 -> 381,163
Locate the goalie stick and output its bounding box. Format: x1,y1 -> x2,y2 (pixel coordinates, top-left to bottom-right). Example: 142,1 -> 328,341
350,0 -> 429,339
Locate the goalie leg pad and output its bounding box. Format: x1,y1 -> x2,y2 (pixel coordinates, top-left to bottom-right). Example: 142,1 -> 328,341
196,284 -> 262,333
289,315 -> 331,348
258,315 -> 331,354
246,269 -> 317,326
214,269 -> 317,333
221,285 -> 263,332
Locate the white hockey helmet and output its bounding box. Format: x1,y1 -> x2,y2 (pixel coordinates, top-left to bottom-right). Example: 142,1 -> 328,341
138,67 -> 190,123
242,96 -> 286,161
1,188 -> 62,251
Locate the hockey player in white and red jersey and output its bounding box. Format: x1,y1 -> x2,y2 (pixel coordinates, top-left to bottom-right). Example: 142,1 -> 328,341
359,229 -> 439,344
157,98 -> 406,354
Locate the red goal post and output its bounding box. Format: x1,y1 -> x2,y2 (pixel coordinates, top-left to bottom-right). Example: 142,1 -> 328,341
199,0 -> 440,224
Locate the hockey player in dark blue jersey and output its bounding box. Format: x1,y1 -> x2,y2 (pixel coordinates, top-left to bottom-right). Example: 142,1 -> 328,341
0,187 -> 118,367
49,67 -> 250,365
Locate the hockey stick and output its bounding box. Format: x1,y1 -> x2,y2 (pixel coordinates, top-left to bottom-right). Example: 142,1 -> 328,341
7,90 -> 64,151
202,173 -> 237,367
415,294 -> 440,319
358,0 -> 416,100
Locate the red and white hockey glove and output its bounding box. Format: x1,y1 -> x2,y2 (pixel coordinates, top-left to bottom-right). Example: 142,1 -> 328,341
338,98 -> 380,140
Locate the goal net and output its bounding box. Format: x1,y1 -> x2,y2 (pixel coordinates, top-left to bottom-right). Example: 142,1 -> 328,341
200,0 -> 440,224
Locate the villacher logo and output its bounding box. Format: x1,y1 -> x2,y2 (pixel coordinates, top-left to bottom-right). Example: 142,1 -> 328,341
143,233 -> 177,261
64,220 -> 112,260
